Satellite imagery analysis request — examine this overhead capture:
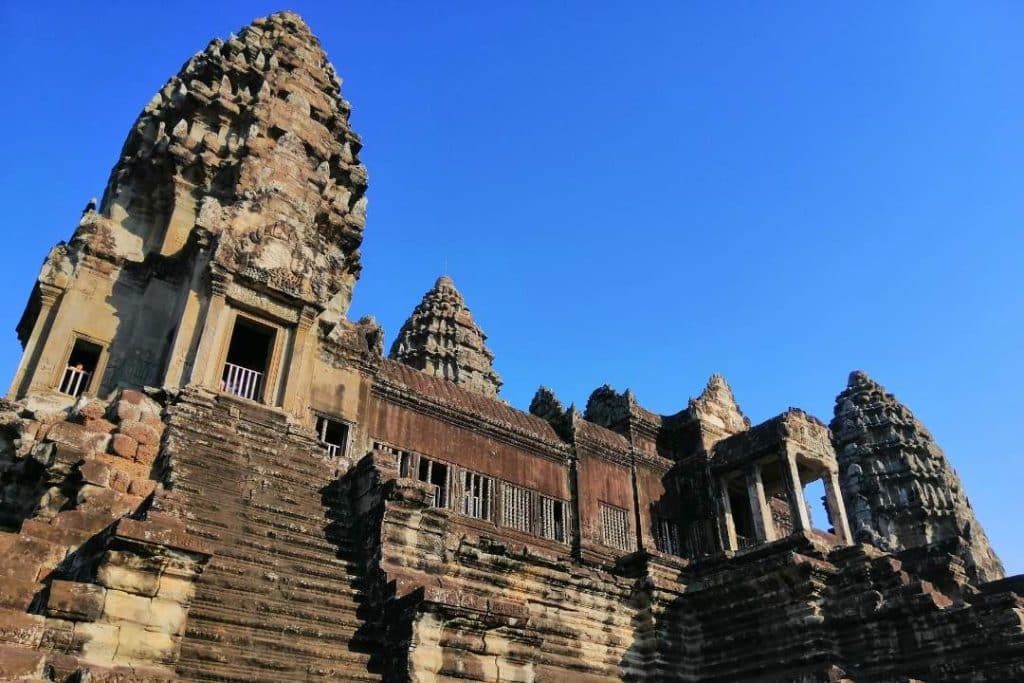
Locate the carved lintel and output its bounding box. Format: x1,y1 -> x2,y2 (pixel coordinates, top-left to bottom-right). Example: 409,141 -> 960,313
225,281 -> 300,324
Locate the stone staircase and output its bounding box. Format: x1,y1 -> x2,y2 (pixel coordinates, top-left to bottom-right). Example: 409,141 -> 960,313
162,391 -> 380,682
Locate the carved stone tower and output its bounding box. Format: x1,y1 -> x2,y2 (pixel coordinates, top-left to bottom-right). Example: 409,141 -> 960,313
831,370 -> 1004,584
389,275 -> 502,398
9,12 -> 367,414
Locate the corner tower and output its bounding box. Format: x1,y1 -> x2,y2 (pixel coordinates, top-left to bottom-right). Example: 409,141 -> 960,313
9,12 -> 367,411
389,276 -> 502,398
831,371 -> 1004,584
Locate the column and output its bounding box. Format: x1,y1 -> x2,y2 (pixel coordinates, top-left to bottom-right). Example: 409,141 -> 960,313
8,283 -> 62,398
783,452 -> 811,533
282,306 -> 317,415
190,275 -> 231,391
163,253 -> 210,388
824,469 -> 853,545
745,464 -> 776,543
719,477 -> 738,551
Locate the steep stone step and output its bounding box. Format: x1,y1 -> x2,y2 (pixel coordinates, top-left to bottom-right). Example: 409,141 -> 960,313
178,633 -> 377,678
193,563 -> 367,613
176,655 -> 380,683
186,599 -> 367,643
171,395 -> 380,681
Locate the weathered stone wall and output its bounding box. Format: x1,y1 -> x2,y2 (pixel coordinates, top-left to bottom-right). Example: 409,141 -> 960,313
349,450 -> 651,682
0,389 -> 210,680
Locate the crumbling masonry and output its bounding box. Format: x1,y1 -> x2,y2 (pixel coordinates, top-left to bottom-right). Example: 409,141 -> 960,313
0,12 -> 1021,683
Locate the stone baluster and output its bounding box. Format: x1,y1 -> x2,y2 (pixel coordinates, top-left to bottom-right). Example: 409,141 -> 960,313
783,452 -> 811,533
746,464 -> 775,543
719,477 -> 738,551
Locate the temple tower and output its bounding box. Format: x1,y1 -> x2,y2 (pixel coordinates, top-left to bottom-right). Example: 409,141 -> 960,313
9,12 -> 367,414
831,370 -> 1004,584
389,276 -> 502,398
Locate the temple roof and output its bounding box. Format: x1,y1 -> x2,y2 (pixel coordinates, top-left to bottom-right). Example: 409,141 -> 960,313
90,11 -> 367,313
389,276 -> 502,399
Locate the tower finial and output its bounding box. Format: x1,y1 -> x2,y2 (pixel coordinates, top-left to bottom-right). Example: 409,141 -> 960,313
390,276 -> 501,398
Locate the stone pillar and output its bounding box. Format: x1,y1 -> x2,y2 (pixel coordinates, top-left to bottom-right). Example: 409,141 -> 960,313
282,306 -> 317,416
745,465 -> 775,543
783,452 -> 811,533
8,283 -> 63,399
719,477 -> 738,551
824,469 -> 853,544
191,275 -> 232,392
163,249 -> 211,388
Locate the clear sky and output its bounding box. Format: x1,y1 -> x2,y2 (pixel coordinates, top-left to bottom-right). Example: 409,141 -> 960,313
0,3 -> 1020,571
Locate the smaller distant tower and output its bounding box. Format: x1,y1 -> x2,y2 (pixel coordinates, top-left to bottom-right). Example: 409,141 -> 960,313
831,371 -> 1004,584
389,276 -> 502,398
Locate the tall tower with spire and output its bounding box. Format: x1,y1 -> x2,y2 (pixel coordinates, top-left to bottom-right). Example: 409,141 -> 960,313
831,371 -> 1004,584
9,12 -> 368,406
389,275 -> 502,399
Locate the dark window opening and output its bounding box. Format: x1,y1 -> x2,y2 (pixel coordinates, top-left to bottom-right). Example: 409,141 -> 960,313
729,487 -> 757,549
655,515 -> 682,556
222,317 -> 275,401
316,416 -> 348,458
59,339 -> 102,396
417,457 -> 449,508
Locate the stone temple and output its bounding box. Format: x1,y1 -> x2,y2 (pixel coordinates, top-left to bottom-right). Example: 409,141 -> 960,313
0,11 -> 1020,682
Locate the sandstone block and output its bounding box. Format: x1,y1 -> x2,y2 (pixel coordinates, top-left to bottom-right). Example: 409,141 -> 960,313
0,644 -> 45,677
114,517 -> 212,555
46,580 -> 107,621
80,458 -> 112,487
148,596 -> 187,634
85,417 -> 117,434
38,616 -> 75,651
76,398 -> 108,421
114,399 -> 142,423
20,519 -> 91,548
21,420 -> 41,441
48,421 -> 110,453
104,589 -> 152,625
135,442 -> 160,465
75,621 -> 120,662
0,535 -> 64,583
156,573 -> 196,604
0,533 -> 15,555
140,412 -> 166,433
119,420 -> 160,446
97,551 -> 163,596
0,607 -> 45,647
109,468 -> 131,493
114,623 -> 176,664
111,433 -> 139,459
128,478 -> 157,497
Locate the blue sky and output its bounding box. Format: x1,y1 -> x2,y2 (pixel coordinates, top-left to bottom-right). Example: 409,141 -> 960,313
1,3 -> 1020,571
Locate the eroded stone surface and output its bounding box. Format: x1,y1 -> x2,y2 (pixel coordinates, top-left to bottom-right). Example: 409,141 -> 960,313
0,9 -> 1020,683
389,275 -> 503,399
832,371 -> 1004,585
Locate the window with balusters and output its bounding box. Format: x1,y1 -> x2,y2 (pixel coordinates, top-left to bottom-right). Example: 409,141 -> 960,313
540,495 -> 567,543
365,441 -> 570,544
600,502 -> 631,551
502,483 -> 532,533
461,471 -> 493,521
654,515 -> 682,556
417,457 -> 449,508
315,416 -> 348,458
